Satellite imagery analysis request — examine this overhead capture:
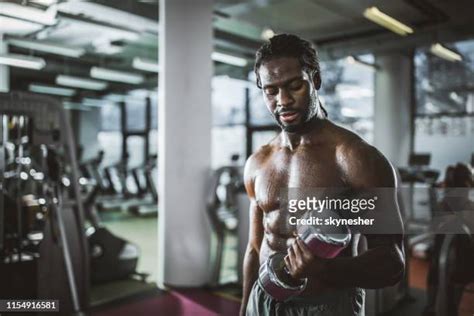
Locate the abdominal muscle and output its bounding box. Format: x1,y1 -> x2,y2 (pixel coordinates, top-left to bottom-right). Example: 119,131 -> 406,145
258,208 -> 354,297
259,208 -> 296,265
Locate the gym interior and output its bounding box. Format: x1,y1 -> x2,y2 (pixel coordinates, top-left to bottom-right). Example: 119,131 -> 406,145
0,0 -> 473,315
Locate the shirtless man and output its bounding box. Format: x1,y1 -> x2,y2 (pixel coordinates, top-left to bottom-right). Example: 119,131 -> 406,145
241,34 -> 405,315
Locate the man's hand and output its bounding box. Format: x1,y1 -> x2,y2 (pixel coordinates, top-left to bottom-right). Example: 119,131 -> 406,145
284,237 -> 325,279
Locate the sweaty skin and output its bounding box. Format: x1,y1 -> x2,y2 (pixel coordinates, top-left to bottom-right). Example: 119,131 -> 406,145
240,57 -> 405,315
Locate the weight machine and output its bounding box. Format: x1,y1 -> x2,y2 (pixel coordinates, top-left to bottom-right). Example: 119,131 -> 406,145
0,92 -> 89,315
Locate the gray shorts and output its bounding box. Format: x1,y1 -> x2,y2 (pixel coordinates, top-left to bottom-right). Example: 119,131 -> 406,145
246,280 -> 365,316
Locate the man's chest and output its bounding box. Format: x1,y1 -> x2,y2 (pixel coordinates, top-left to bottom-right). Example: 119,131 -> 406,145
254,149 -> 346,212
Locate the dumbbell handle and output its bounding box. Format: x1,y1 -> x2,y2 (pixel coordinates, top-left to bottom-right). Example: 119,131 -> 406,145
280,229 -> 351,281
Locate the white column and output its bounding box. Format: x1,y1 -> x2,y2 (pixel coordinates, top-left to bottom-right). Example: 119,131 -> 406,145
374,53 -> 413,166
158,0 -> 213,286
0,37 -> 9,92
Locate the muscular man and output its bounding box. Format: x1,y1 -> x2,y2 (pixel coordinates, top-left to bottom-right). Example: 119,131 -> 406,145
240,34 -> 405,315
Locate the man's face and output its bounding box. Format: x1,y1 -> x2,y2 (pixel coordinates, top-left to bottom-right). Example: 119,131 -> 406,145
258,57 -> 319,133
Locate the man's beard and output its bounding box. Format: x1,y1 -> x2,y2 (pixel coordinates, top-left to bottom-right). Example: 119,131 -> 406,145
274,92 -> 319,133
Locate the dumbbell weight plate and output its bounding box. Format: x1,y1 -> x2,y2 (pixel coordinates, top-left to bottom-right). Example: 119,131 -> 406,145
298,224 -> 351,259
259,252 -> 307,302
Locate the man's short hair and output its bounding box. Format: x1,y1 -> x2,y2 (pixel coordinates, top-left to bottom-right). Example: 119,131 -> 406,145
254,34 -> 321,89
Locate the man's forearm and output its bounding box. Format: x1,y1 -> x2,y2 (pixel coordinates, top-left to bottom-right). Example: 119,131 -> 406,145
312,245 -> 404,289
240,248 -> 259,316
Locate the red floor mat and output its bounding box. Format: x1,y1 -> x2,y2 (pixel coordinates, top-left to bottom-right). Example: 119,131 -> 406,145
92,289 -> 241,316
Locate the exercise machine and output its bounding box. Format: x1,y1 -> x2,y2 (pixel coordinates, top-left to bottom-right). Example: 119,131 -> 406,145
0,92 -> 89,315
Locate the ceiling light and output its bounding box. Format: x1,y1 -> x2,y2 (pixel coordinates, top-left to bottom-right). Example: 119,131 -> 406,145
346,56 -> 356,64
82,98 -> 107,107
363,7 -> 413,36
56,75 -> 108,90
90,67 -> 144,84
29,84 -> 75,96
261,28 -> 275,40
212,52 -> 248,67
8,39 -> 84,58
0,16 -> 43,35
132,57 -> 159,73
63,102 -> 92,111
0,3 -> 57,25
449,92 -> 463,104
430,43 -> 462,62
0,54 -> 45,70
30,0 -> 57,6
345,55 -> 379,70
92,40 -> 124,55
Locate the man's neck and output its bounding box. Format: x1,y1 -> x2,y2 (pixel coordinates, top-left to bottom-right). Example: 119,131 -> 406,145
281,116 -> 325,151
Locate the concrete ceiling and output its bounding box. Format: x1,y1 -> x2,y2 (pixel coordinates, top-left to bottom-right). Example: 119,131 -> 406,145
214,0 -> 474,58
1,0 -> 474,101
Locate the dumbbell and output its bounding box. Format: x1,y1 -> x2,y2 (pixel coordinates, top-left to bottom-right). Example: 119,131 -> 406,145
258,210 -> 351,301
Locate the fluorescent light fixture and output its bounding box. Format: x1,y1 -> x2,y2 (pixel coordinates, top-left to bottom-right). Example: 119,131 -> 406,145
0,3 -> 57,25
8,39 -> 84,58
345,55 -> 379,70
363,7 -> 413,36
449,92 -> 463,104
82,98 -> 107,107
212,52 -> 248,67
132,57 -> 159,73
0,54 -> 45,70
261,28 -> 275,40
104,94 -> 126,102
90,67 -> 144,84
430,43 -> 462,62
30,0 -> 57,6
92,40 -> 123,55
29,84 -> 76,96
56,75 -> 108,90
63,102 -> 92,111
0,16 -> 43,35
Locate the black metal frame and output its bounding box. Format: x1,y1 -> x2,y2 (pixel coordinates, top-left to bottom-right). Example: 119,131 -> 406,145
120,97 -> 153,165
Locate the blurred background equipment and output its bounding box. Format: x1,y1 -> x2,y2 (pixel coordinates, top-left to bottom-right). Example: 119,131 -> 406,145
0,0 -> 473,315
0,92 -> 89,314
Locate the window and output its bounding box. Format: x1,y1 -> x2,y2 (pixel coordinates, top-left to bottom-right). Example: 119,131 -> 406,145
212,76 -> 246,126
100,102 -> 120,132
414,39 -> 474,173
212,76 -> 247,167
127,136 -> 145,168
249,85 -> 274,126
99,103 -> 122,167
319,55 -> 375,144
252,131 -> 278,152
415,40 -> 474,115
126,100 -> 146,132
212,126 -> 246,168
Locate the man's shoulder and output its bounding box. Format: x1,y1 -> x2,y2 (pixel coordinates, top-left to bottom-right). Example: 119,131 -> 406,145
245,142 -> 274,173
323,120 -> 368,152
326,121 -> 394,187
243,141 -> 277,194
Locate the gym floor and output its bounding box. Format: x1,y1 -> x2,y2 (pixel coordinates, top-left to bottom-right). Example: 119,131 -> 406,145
89,209 -> 243,315
101,213 -> 159,283
89,210 -> 432,315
